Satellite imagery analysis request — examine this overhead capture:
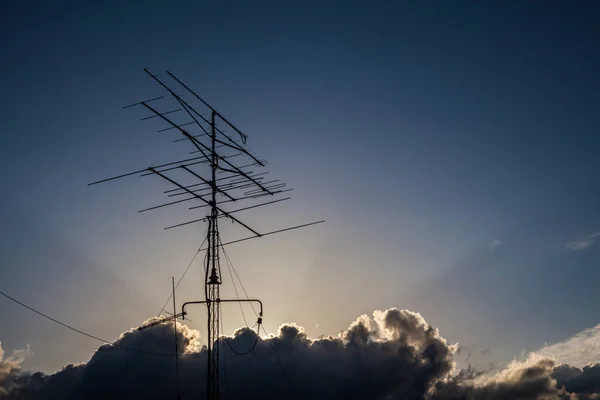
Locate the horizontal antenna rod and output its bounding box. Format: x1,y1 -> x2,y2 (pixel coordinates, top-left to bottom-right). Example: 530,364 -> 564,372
216,162 -> 265,175
159,121 -> 195,132
141,188 -> 292,215
188,189 -> 293,210
88,155 -> 207,186
165,179 -> 265,199
181,299 -> 263,321
173,131 -> 216,142
167,178 -> 275,198
164,197 -> 291,230
138,195 -> 200,213
188,144 -> 228,153
244,183 -> 286,196
140,108 -> 181,121
150,168 -> 261,237
142,102 -> 270,194
161,310 -> 193,323
135,154 -> 241,178
122,96 -> 164,109
163,171 -> 266,194
137,313 -> 186,331
180,165 -> 236,202
200,220 -> 325,248
227,171 -> 269,185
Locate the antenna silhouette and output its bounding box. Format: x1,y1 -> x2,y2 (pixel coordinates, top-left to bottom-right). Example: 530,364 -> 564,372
90,69 -> 324,400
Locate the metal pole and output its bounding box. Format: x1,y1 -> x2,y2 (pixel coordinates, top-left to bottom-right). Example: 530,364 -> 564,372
207,109 -> 221,400
173,277 -> 180,399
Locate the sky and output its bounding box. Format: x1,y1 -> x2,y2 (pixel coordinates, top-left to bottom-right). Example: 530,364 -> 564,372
1,0 -> 600,379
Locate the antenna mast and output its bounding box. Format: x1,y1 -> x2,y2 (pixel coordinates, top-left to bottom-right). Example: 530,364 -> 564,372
90,69 -> 323,400
206,109 -> 221,398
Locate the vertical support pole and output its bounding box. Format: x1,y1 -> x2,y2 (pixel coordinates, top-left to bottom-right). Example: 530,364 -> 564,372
206,110 -> 221,400
173,277 -> 180,399
205,216 -> 211,400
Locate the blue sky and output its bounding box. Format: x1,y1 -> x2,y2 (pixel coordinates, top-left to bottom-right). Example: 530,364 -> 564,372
1,0 -> 600,373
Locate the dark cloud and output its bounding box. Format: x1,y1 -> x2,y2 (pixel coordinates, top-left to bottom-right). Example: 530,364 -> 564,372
432,357 -> 575,400
553,363 -> 600,397
2,309 -> 600,399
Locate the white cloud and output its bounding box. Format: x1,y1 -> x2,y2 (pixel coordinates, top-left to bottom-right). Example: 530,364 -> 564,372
567,231 -> 600,252
536,323 -> 600,367
488,239 -> 502,251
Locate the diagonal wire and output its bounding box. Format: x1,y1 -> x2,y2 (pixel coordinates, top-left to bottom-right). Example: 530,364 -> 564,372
221,245 -> 258,319
0,290 -> 179,356
219,237 -> 248,327
120,239 -> 208,376
251,338 -> 266,394
261,324 -> 295,396
219,241 -> 267,393
160,237 -> 207,314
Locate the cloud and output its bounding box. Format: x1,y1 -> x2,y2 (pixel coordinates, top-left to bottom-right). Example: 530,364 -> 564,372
567,232 -> 600,252
0,342 -> 33,397
2,310 -> 600,399
432,356 -> 574,400
553,363 -> 600,397
488,239 -> 503,251
537,323 -> 600,368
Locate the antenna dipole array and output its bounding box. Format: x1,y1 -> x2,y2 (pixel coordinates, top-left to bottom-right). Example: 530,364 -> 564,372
89,69 -> 324,400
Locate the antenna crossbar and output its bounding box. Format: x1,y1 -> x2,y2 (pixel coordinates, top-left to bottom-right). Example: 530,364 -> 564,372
167,71 -> 250,147
164,197 -> 291,230
149,168 -> 261,237
142,102 -> 271,195
163,171 -> 267,194
143,68 -> 263,166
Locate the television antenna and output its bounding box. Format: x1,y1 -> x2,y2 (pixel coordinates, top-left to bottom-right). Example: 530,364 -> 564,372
89,69 -> 324,400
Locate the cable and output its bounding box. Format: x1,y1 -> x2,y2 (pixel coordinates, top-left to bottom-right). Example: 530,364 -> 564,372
261,324 -> 295,394
250,341 -> 266,395
218,334 -> 260,356
220,238 -> 248,327
0,290 -> 177,357
221,245 -> 258,319
0,290 -> 109,344
160,237 -> 207,314
218,240 -> 266,390
218,243 -> 267,395
217,239 -> 262,356
122,240 -> 207,375
0,242 -> 209,366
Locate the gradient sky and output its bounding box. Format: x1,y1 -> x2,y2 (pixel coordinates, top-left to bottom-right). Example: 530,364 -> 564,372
1,1 -> 600,373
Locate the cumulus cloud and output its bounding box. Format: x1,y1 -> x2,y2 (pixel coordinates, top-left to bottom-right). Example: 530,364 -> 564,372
432,356 -> 574,400
0,342 -> 33,397
553,363 -> 600,397
2,310 -> 600,399
567,232 -> 600,252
